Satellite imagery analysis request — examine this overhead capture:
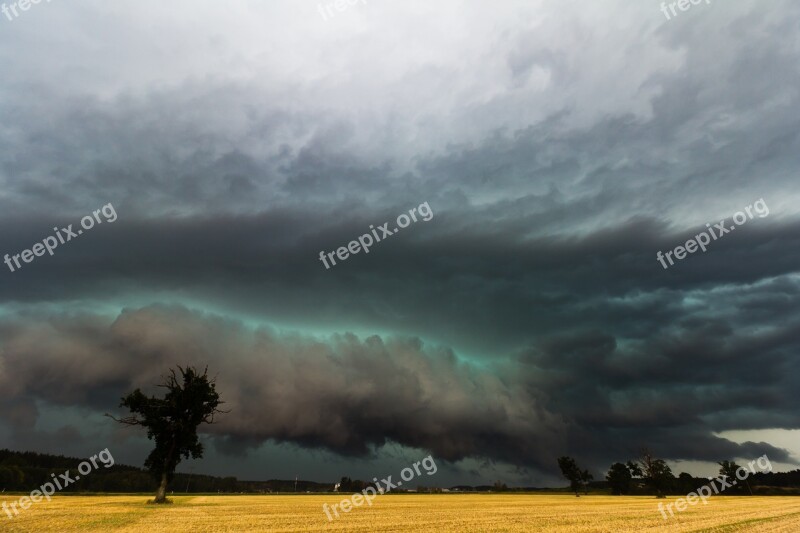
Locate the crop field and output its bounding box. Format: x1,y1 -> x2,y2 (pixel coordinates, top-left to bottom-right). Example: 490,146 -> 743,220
3,494 -> 800,532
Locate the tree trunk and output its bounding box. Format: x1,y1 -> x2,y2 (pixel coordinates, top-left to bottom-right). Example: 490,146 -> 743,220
153,439 -> 177,503
154,471 -> 169,503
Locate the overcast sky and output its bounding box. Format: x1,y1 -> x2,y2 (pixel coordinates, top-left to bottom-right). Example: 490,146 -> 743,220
1,0 -> 799,487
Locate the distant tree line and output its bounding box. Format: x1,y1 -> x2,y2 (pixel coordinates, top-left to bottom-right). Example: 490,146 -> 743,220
0,450 -> 451,494
0,449 -> 331,494
559,449 -> 800,497
3,447 -> 799,495
336,477 -> 373,493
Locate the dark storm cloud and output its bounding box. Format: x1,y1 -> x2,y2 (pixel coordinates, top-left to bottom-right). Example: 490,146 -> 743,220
2,202 -> 799,354
520,326 -> 800,465
1,0 -> 799,478
1,301 -> 795,472
0,305 -> 566,469
1,177 -> 799,475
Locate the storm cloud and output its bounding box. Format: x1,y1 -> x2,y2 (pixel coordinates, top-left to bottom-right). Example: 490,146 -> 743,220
1,0 -> 799,482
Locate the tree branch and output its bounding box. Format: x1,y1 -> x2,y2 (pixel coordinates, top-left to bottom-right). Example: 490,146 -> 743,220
105,413 -> 144,426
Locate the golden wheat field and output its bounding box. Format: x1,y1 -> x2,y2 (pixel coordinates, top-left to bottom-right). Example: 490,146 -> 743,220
3,494 -> 800,532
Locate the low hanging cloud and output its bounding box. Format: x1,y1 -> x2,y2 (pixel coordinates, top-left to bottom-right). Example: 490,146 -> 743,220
0,305 -> 567,470
0,304 -> 794,473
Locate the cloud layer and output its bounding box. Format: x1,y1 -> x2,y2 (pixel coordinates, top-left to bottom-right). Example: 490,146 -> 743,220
1,0 -> 799,481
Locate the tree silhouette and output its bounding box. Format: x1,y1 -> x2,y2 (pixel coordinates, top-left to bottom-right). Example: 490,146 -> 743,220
493,480 -> 508,492
636,448 -> 673,498
626,460 -> 643,478
109,366 -> 226,503
580,469 -> 593,495
557,456 -> 584,497
606,462 -> 632,495
719,460 -> 752,495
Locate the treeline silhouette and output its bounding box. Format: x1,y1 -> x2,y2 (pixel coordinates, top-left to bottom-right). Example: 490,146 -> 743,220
0,449 -> 330,493
2,448 -> 799,495
559,450 -> 800,497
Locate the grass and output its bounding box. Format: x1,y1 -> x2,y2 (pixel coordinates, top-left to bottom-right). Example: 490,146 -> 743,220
2,494 -> 800,532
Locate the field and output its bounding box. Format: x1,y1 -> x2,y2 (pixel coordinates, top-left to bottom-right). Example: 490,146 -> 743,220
3,494 -> 800,532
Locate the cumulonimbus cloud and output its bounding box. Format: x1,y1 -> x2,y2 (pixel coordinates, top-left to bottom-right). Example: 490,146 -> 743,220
0,305 -> 567,470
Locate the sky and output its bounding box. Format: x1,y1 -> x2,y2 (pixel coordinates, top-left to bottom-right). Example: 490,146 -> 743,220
0,0 -> 799,488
